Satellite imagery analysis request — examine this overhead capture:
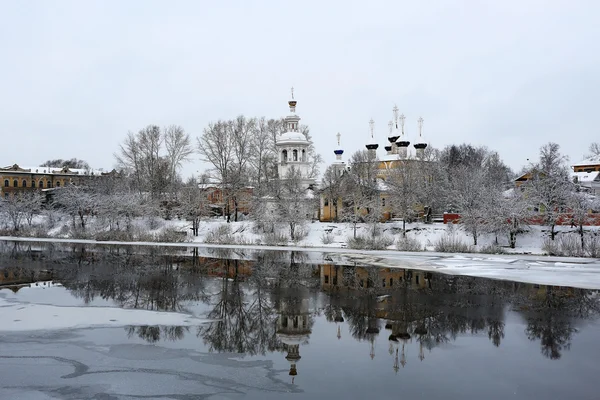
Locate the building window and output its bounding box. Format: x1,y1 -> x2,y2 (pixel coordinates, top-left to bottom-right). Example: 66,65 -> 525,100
282,150 -> 288,163
390,278 -> 393,287
293,316 -> 299,328
32,180 -> 36,187
324,198 -> 329,206
382,278 -> 386,287
382,197 -> 386,207
324,275 -> 329,284
3,179 -> 8,187
293,149 -> 298,161
47,181 -> 51,188
56,181 -> 61,187
302,149 -> 306,162
22,179 -> 27,188
13,179 -> 18,187
282,318 -> 288,328
416,275 -> 420,285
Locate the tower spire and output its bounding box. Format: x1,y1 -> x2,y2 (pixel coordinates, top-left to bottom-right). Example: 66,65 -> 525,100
334,132 -> 344,162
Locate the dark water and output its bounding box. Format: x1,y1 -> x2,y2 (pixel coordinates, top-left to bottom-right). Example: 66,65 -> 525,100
0,242 -> 599,400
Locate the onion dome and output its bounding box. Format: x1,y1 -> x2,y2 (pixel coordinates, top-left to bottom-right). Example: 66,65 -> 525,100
395,112 -> 410,148
334,132 -> 344,160
413,117 -> 427,150
365,118 -> 379,150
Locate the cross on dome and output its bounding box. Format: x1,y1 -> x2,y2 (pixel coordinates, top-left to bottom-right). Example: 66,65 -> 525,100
369,118 -> 375,139
417,117 -> 424,137
336,132 -> 341,146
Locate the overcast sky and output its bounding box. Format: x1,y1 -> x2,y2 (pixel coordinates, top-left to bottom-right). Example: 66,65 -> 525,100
1,0 -> 598,178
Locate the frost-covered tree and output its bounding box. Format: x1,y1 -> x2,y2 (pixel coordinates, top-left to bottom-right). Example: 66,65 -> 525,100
53,185 -> 98,230
0,192 -> 44,231
387,160 -> 420,236
588,142 -> 600,157
567,190 -> 598,250
176,177 -> 210,236
490,187 -> 532,248
320,164 -> 345,222
41,158 -> 90,170
342,150 -> 380,238
524,142 -> 573,240
274,166 -> 312,241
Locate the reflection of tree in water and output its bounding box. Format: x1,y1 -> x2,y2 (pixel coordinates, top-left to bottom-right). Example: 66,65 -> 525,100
520,286 -> 599,360
126,325 -> 190,343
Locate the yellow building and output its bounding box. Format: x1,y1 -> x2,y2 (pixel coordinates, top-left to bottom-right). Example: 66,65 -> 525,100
320,112 -> 431,222
0,164 -> 118,198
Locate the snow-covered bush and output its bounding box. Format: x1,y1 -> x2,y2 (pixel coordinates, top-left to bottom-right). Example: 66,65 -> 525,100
263,231 -> 288,246
155,227 -> 189,243
587,234 -> 600,258
396,236 -> 423,251
544,233 -> 600,257
205,224 -> 233,244
433,235 -> 472,253
478,244 -> 506,254
321,232 -> 334,245
348,234 -> 394,250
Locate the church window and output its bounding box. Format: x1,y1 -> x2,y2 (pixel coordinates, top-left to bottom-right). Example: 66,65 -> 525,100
13,179 -> 18,187
56,181 -> 61,187
3,179 -> 8,187
293,316 -> 299,328
324,198 -> 329,206
302,149 -> 306,162
382,197 -> 386,207
282,150 -> 288,163
22,179 -> 27,188
32,180 -> 36,187
47,181 -> 52,188
390,278 -> 393,287
382,279 -> 386,287
293,150 -> 298,161
324,275 -> 329,284
282,318 -> 288,328
416,275 -> 420,285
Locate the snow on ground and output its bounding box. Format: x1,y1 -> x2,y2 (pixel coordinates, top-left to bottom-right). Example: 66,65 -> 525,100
0,283 -> 208,332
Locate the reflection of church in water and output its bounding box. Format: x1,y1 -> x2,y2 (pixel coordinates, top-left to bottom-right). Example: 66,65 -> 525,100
275,290 -> 313,382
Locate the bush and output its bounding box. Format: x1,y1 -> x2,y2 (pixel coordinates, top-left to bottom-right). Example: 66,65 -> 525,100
155,227 -> 189,243
433,235 -> 472,253
205,224 -> 233,244
396,236 -> 423,251
347,234 -> 394,250
321,232 -> 334,245
263,231 -> 288,246
478,244 -> 506,254
543,233 -> 600,257
586,234 -> 600,258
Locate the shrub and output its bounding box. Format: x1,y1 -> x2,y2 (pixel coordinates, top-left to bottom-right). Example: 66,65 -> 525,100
263,231 -> 288,246
321,232 -> 334,245
433,235 -> 472,253
205,224 -> 233,244
586,234 -> 600,258
478,244 -> 506,254
396,236 -> 423,252
544,233 -> 600,257
348,234 -> 394,250
155,227 -> 189,243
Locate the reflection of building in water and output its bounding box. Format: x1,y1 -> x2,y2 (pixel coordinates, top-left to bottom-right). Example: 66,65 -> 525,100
276,294 -> 313,381
196,257 -> 254,280
320,264 -> 431,291
0,267 -> 53,292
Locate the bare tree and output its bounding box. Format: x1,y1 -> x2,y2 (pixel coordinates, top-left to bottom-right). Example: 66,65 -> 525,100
116,125 -> 191,199
343,150 -> 380,238
320,164 -> 345,222
524,143 -> 573,240
197,120 -> 234,221
164,125 -> 194,193
387,160 -> 421,236
177,177 -> 210,236
274,166 -> 312,240
588,142 -> 600,157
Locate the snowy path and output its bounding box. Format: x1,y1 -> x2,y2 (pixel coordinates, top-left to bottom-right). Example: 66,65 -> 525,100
2,236 -> 600,289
